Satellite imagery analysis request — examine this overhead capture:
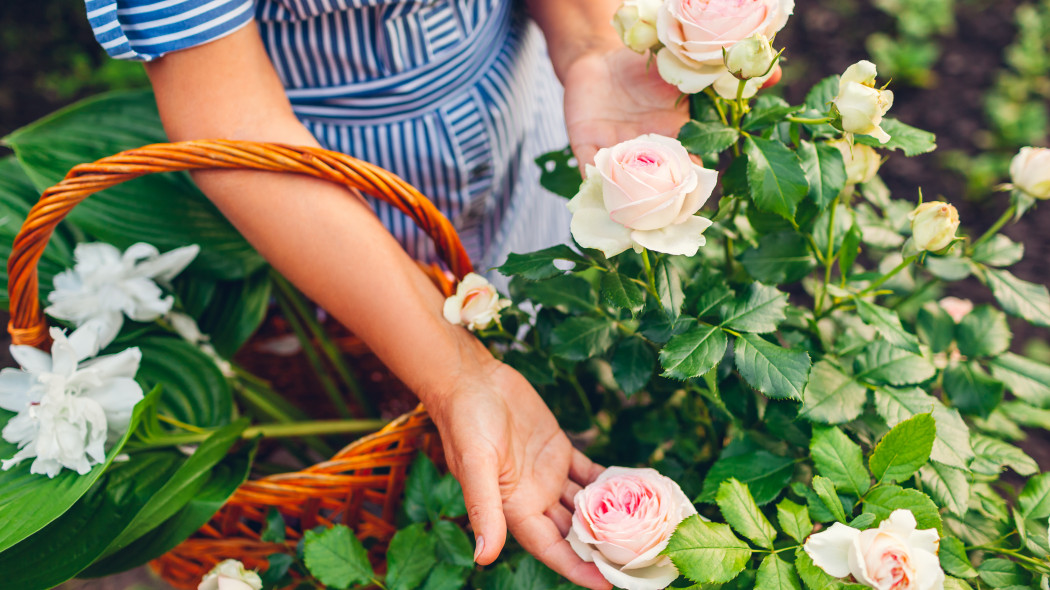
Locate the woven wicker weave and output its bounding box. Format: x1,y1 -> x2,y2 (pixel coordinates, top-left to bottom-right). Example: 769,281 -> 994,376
4,140 -> 472,588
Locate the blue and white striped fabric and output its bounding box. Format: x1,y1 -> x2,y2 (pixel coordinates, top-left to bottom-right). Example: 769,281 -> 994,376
84,0 -> 571,272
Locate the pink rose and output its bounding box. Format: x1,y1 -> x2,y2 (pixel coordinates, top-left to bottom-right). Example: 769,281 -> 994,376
567,134 -> 718,257
804,509 -> 945,590
442,273 -> 509,331
937,297 -> 973,323
655,0 -> 794,93
567,467 -> 697,590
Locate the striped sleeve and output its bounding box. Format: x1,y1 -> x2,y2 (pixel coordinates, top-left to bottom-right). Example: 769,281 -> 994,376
85,0 -> 255,61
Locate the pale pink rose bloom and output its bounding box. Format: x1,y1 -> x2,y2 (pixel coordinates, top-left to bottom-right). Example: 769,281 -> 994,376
568,134 -> 718,258
1010,146 -> 1050,200
442,273 -> 510,331
198,559 -> 262,590
909,202 -> 960,252
832,61 -> 894,143
804,510 -> 944,590
655,0 -> 794,93
567,467 -> 698,590
938,297 -> 973,323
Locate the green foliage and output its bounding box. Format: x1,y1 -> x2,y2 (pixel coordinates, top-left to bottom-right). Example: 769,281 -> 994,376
869,413 -> 936,483
664,517 -> 752,584
302,526 -> 374,589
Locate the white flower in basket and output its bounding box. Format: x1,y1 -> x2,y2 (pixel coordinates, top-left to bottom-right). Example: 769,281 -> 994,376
45,242 -> 199,348
0,326 -> 143,477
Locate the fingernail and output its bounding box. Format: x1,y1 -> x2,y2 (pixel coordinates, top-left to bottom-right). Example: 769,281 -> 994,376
473,535 -> 485,563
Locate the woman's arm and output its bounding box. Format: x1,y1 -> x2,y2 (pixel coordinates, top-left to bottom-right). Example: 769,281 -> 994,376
143,23 -> 609,589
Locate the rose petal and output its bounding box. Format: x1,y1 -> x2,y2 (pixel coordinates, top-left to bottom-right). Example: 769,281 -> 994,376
912,547 -> 946,590
631,216 -> 713,256
804,522 -> 860,579
592,551 -> 679,590
656,48 -> 725,94
568,177 -> 634,258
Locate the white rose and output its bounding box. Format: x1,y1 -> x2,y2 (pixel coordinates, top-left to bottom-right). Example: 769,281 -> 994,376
198,559 -> 262,590
655,0 -> 794,93
725,34 -> 777,80
832,61 -> 894,143
567,467 -> 698,590
1010,146 -> 1050,200
614,0 -> 663,53
804,509 -> 945,590
909,201 -> 960,252
938,297 -> 973,323
442,273 -> 510,331
567,134 -> 718,257
831,139 -> 882,185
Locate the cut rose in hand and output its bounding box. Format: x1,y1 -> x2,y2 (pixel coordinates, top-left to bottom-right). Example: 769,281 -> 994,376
442,273 -> 510,331
567,134 -> 717,258
567,466 -> 697,590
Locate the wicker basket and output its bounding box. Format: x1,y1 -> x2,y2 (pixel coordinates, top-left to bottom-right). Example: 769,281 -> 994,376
5,140 -> 473,589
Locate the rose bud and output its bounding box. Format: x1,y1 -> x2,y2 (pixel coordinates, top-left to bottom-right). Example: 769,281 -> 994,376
832,60 -> 894,143
198,559 -> 263,590
804,509 -> 945,590
567,134 -> 718,257
1010,146 -> 1050,200
830,139 -> 882,186
613,0 -> 663,54
725,33 -> 777,80
443,273 -> 510,331
567,467 -> 698,590
938,296 -> 973,323
909,201 -> 960,252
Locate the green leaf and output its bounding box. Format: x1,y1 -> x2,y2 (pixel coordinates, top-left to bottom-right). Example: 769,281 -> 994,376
869,413 -> 936,483
746,97 -> 803,132
969,433 -> 1038,477
939,537 -> 978,578
655,258 -> 685,319
260,553 -> 295,589
403,453 -> 440,524
613,337 -> 656,395
421,563 -> 472,590
660,323 -> 726,381
984,268 -> 1050,327
976,558 -> 1030,587
535,146 -> 582,198
796,547 -> 865,590
302,525 -> 374,590
862,485 -> 943,534
917,304 -> 956,353
0,386 -> 158,554
812,475 -> 848,523
943,362 -> 1005,418
874,387 -> 974,469
601,270 -> 645,313
838,223 -> 863,278
4,90 -> 264,279
755,554 -> 803,590
1018,473 -> 1050,520
744,136 -> 810,221
972,234 -> 1024,267
522,274 -> 597,313
854,341 -> 936,386
679,120 -> 740,155
699,451 -> 795,506
550,316 -> 616,361
734,333 -> 812,401
776,499 -> 813,544
502,350 -> 556,387
804,77 -> 839,112
799,140 -> 847,211
716,479 -> 777,549
135,336 -> 233,428
989,353 -> 1050,407
664,516 -> 752,584
192,270 -> 273,358
432,520 -> 474,568
810,427 -> 870,495
943,578 -> 975,590
925,255 -> 973,281
854,299 -> 921,353
848,513 -> 876,529
432,474 -> 467,519
956,305 -> 1011,358
800,360 -> 867,424
497,245 -> 585,280
920,462 -> 970,516
720,283 -> 789,333
386,523 -> 438,590
739,231 -> 817,285
854,118 -> 937,156
511,555 -> 564,590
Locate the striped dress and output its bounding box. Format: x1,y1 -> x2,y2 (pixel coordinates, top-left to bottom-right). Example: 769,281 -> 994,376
83,0 -> 572,273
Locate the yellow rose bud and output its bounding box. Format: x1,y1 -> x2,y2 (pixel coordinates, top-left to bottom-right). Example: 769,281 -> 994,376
724,33 -> 777,80
832,60 -> 894,143
831,139 -> 882,185
909,201 -> 960,252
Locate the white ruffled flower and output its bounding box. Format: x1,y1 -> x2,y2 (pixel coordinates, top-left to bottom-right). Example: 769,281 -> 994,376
45,242 -> 200,348
443,273 -> 510,331
198,559 -> 263,590
0,326 -> 142,477
832,61 -> 894,144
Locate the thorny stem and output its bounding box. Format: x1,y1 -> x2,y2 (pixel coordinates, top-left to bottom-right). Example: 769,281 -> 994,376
641,249 -> 659,298
855,255 -> 917,298
815,195 -> 841,317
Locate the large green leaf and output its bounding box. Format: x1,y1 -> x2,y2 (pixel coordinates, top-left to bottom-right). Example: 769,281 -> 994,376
535,147 -> 583,199
810,427 -> 870,495
776,499 -> 813,544
800,360 -> 867,424
744,136 -> 810,222
855,299 -> 920,353
522,274 -> 597,314
191,270 -> 273,358
969,434 -> 1037,477
943,361 -> 1004,418
716,479 -> 776,549
386,523 -> 438,590
664,517 -> 752,585
755,554 -> 803,590
660,323 -> 727,380
600,270 -> 645,313
135,336 -> 233,428
955,305 -> 1011,358
679,120 -> 740,155
869,414 -> 936,483
0,386 -> 158,554
989,353 -> 1050,407
303,525 -> 374,590
920,462 -> 970,517
873,387 -> 973,469
799,140 -> 847,212
739,231 -> 816,285
734,333 -> 811,401
720,283 -> 789,333
550,316 -> 616,361
862,485 -> 943,533
1017,473 -> 1050,520
700,450 -> 795,505
3,90 -> 264,279
854,118 -> 937,156
854,341 -> 935,386
613,337 -> 656,395
497,245 -> 585,280
984,268 -> 1050,327
972,235 -> 1024,267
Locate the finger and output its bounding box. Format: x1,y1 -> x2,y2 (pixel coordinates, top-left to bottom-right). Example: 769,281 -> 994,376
561,480 -> 583,510
457,453 -> 508,565
572,144 -> 599,175
512,513 -> 613,590
569,449 -> 605,486
544,503 -> 574,537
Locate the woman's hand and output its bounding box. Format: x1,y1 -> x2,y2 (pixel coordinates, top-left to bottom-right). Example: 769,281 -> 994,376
421,335 -> 612,590
562,47 -> 690,169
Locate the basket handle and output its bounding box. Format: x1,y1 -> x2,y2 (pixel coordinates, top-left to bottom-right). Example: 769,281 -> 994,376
7,139 -> 474,348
